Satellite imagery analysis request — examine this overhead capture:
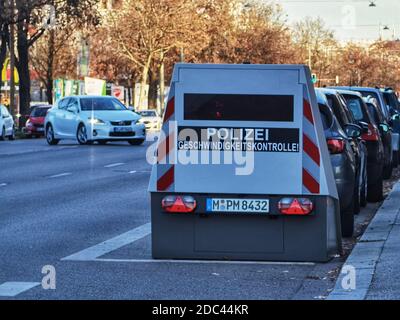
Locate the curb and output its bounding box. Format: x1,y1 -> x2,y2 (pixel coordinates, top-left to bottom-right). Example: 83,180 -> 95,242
327,182 -> 400,300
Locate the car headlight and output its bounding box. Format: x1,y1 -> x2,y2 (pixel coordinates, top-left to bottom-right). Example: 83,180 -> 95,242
88,118 -> 105,125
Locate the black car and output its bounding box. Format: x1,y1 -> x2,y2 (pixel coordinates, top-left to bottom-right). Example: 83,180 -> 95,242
332,86 -> 393,177
381,88 -> 400,166
317,88 -> 368,212
381,88 -> 400,115
338,90 -> 385,202
316,89 -> 362,237
364,96 -> 393,180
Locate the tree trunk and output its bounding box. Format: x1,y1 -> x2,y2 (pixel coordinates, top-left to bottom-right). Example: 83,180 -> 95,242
0,30 -> 7,85
46,80 -> 53,105
148,70 -> 158,110
138,54 -> 152,110
46,30 -> 55,104
16,20 -> 30,125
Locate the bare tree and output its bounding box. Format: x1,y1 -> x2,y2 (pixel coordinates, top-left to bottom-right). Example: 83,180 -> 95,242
4,0 -> 99,120
107,0 -> 209,109
292,17 -> 338,84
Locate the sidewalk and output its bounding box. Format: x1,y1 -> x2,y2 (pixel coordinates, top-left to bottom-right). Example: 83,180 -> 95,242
328,182 -> 400,300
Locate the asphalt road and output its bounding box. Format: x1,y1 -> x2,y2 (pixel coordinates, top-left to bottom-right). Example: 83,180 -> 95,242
0,137 -> 381,300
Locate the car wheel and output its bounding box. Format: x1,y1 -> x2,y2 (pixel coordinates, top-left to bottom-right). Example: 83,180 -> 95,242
367,175 -> 384,203
128,139 -> 145,146
46,124 -> 59,145
341,211 -> 354,238
341,197 -> 355,238
360,169 -> 368,207
0,126 -> 5,141
354,182 -> 361,215
77,124 -> 92,145
8,128 -> 15,140
383,163 -> 393,180
393,151 -> 399,168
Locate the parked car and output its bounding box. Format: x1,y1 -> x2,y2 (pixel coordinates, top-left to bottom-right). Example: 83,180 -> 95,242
24,105 -> 52,138
332,86 -> 394,178
381,88 -> 400,112
381,87 -> 400,166
338,90 -> 385,202
363,96 -> 394,179
45,96 -> 146,146
0,104 -> 15,141
317,88 -> 367,211
333,87 -> 390,120
137,110 -> 162,130
316,90 -> 361,237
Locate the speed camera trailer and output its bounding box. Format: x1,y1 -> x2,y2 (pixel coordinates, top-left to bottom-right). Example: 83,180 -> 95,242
148,64 -> 342,262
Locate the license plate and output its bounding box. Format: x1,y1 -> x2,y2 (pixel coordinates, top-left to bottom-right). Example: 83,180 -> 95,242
206,198 -> 269,214
37,128 -> 44,132
114,127 -> 132,133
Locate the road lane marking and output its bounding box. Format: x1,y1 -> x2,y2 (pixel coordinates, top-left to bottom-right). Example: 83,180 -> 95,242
0,183 -> 7,187
48,172 -> 72,179
0,282 -> 40,297
62,223 -> 151,261
93,258 -> 315,266
104,163 -> 125,168
129,171 -> 137,174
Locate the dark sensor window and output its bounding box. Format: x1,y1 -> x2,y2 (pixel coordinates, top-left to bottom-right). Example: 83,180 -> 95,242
184,94 -> 294,122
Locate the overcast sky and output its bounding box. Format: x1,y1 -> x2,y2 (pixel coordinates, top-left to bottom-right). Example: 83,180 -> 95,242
274,0 -> 400,42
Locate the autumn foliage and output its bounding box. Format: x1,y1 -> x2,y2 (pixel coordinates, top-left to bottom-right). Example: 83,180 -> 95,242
3,0 -> 399,111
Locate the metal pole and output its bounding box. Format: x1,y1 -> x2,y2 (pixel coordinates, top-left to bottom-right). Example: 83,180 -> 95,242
159,51 -> 165,116
180,46 -> 185,63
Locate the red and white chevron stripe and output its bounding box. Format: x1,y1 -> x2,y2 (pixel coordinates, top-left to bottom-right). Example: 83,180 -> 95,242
157,85 -> 175,192
302,85 -> 321,194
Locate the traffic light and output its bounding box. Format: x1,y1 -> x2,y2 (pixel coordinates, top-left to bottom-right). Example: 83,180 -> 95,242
311,74 -> 318,84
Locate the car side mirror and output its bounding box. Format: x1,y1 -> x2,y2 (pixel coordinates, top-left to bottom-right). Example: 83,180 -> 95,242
358,121 -> 369,134
345,124 -> 362,139
379,123 -> 390,133
392,114 -> 400,121
67,105 -> 78,114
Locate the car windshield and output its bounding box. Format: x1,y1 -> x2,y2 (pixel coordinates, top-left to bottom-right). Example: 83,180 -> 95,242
139,111 -> 157,117
358,91 -> 381,107
367,103 -> 380,125
343,95 -> 364,121
383,92 -> 400,111
318,104 -> 333,130
31,107 -> 50,117
80,97 -> 127,111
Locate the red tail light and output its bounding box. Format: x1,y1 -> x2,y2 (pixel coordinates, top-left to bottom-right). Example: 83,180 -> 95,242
161,195 -> 197,213
327,138 -> 345,154
362,124 -> 379,141
278,198 -> 314,215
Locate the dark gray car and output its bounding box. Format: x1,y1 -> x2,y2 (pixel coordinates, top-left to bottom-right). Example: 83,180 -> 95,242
316,90 -> 361,237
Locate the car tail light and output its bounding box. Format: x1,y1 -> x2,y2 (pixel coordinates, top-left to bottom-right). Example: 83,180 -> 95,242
161,195 -> 197,213
278,198 -> 314,215
327,138 -> 345,154
362,124 -> 379,142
